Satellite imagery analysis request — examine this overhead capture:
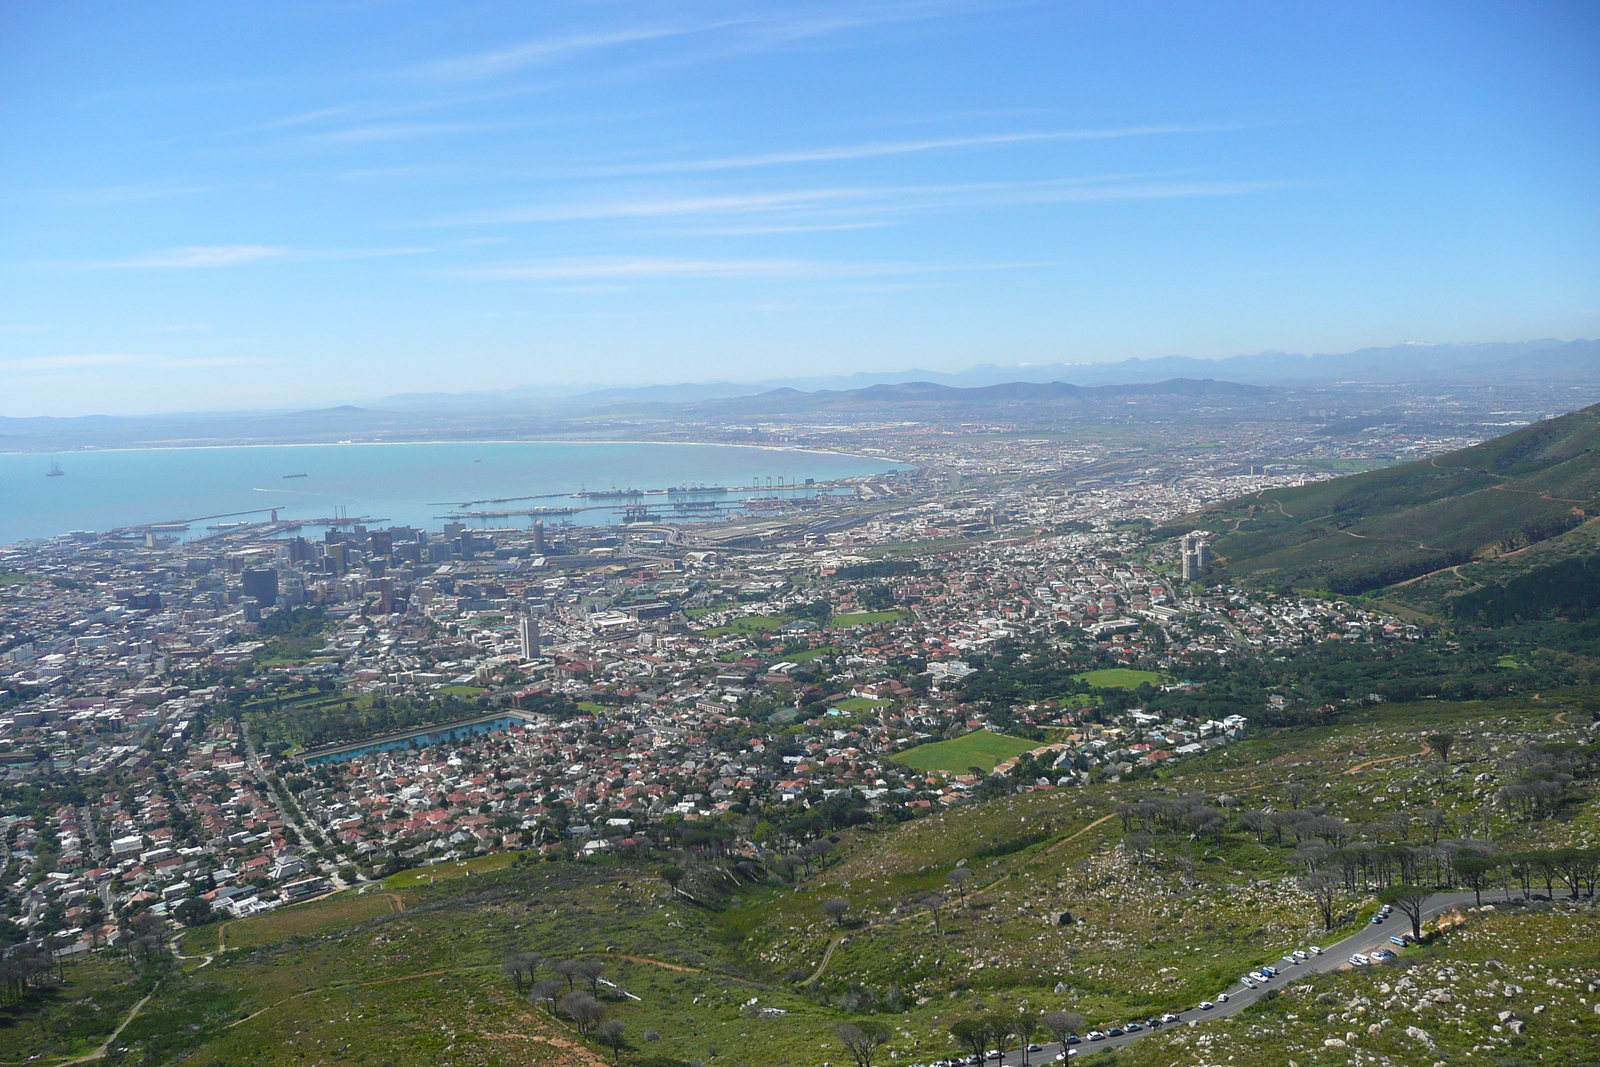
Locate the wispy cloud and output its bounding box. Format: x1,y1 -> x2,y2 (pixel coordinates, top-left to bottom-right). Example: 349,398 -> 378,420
421,26 -> 711,80
584,126 -> 1228,175
300,119 -> 529,145
418,2 -> 996,80
445,176 -> 1282,227
96,245 -> 428,269
458,255 -> 1043,282
114,245 -> 289,268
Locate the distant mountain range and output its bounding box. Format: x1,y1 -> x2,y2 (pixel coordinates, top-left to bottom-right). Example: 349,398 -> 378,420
376,338 -> 1598,411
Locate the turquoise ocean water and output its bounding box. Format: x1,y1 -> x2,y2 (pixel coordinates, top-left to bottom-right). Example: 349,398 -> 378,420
0,442 -> 904,545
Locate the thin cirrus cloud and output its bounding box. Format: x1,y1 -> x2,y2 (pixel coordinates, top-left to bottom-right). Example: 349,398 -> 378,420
417,2 -> 995,79
457,255 -> 1044,282
110,245 -> 289,268
584,125 -> 1235,175
445,176 -> 1281,227
96,246 -> 430,269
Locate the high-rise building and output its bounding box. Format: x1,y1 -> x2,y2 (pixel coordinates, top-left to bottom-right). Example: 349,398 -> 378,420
518,615 -> 540,659
241,568 -> 278,604
531,521 -> 546,553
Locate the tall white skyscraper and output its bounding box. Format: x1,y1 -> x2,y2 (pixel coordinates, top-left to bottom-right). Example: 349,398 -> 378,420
518,615 -> 540,659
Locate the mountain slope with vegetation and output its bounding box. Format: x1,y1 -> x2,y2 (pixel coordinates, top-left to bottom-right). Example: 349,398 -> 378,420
1177,402 -> 1600,600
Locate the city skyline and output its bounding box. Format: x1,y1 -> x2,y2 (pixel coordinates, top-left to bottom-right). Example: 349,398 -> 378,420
3,1 -> 1598,415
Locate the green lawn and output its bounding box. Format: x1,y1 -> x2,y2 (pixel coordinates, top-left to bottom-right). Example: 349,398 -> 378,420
831,610 -> 907,627
831,696 -> 890,712
787,645 -> 839,661
892,730 -> 1040,773
1076,667 -> 1166,689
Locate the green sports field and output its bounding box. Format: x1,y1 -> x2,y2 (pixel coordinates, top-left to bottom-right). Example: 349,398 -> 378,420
1076,667 -> 1165,689
892,730 -> 1040,773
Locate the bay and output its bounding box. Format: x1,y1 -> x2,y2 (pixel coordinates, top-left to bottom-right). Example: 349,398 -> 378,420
0,441 -> 905,545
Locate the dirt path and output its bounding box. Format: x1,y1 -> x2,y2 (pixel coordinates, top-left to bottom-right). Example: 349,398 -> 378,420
1344,746 -> 1429,775
50,990 -> 155,1064
596,952 -> 700,973
803,935 -> 842,984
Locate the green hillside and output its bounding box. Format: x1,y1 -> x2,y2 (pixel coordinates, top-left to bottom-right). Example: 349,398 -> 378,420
1182,402 -> 1600,597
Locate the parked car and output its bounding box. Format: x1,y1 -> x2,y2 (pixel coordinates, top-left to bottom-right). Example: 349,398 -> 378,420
1371,915 -> 1386,924
1249,971 -> 1269,983
1349,953 -> 1371,966
1087,1032 -> 1105,1042
1106,1027 -> 1125,1037
1198,1001 -> 1215,1011
1160,1013 -> 1180,1024
1308,945 -> 1324,955
1292,949 -> 1309,961
1215,993 -> 1230,1003
1240,976 -> 1257,988
1066,1035 -> 1081,1046
1123,1023 -> 1142,1033
1373,949 -> 1397,960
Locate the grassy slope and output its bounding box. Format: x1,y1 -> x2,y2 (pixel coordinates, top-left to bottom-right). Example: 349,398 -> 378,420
59,697 -> 1599,1067
1186,403 -> 1600,597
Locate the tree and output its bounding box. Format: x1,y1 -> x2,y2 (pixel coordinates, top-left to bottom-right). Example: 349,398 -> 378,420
1040,1011 -> 1084,1046
659,865 -> 684,897
597,1019 -> 627,1064
173,897 -> 214,927
575,959 -> 607,993
560,992 -> 605,1037
821,896 -> 852,927
1378,884 -> 1432,941
1454,854 -> 1497,907
553,959 -> 581,991
1426,733 -> 1455,764
949,1019 -> 989,1063
530,978 -> 565,1011
946,867 -> 971,905
922,892 -> 946,937
834,1021 -> 892,1067
503,951 -> 539,994
985,1015 -> 1019,1059
1013,1011 -> 1040,1066
1299,871 -> 1342,932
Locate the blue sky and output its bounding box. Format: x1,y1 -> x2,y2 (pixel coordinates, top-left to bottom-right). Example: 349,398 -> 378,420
1,1 -> 1597,415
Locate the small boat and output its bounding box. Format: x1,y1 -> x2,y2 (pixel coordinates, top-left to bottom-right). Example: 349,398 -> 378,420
45,458 -> 64,478
283,472 -> 308,479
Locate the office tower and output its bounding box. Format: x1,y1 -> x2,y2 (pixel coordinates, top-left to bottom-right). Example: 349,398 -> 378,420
241,567 -> 278,604
532,521 -> 545,553
519,615 -> 540,659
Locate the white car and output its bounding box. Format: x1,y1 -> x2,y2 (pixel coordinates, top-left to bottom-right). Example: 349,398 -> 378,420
1349,953 -> 1370,966
1308,945 -> 1324,956
1249,971 -> 1269,983
1198,1001 -> 1214,1011
1215,992 -> 1230,1003
1292,949 -> 1308,961
1240,976 -> 1257,988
